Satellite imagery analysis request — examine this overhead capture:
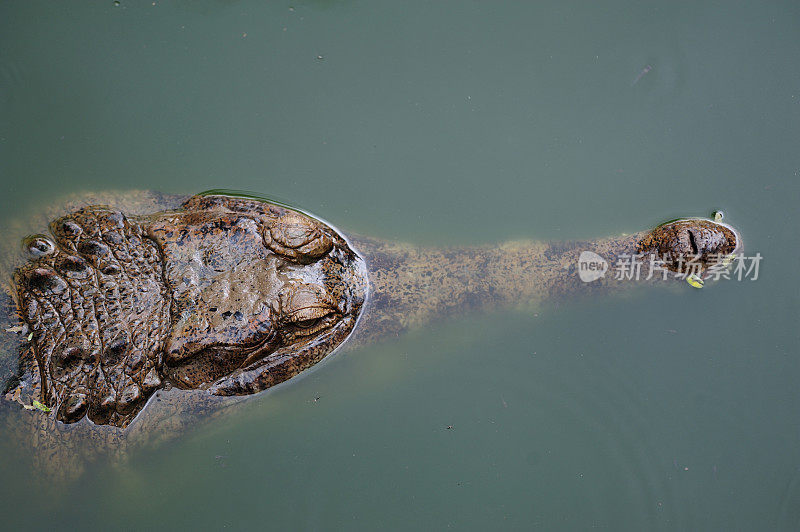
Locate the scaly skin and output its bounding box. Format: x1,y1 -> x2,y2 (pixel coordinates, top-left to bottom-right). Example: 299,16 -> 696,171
0,190 -> 740,481
8,193 -> 366,428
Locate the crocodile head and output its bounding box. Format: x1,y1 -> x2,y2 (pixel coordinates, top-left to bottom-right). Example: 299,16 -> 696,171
12,193 -> 367,427
636,218 -> 741,274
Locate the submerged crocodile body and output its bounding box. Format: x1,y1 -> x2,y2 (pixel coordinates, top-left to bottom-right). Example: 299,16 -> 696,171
0,190 -> 740,479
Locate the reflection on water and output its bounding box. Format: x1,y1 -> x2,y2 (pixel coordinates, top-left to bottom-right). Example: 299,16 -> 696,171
1,0 -> 798,529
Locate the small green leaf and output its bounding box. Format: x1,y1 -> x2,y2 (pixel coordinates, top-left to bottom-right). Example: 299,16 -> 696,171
686,274 -> 704,289
32,400 -> 51,413
27,332 -> 33,341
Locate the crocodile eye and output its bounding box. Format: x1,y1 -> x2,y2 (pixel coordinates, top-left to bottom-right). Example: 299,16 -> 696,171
295,318 -> 322,329
277,284 -> 339,337
288,313 -> 337,337
263,211 -> 333,263
287,305 -> 335,333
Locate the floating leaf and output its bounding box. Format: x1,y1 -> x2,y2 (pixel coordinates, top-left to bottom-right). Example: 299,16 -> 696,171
4,389 -> 45,411
686,274 -> 704,289
32,400 -> 51,413
6,388 -> 27,408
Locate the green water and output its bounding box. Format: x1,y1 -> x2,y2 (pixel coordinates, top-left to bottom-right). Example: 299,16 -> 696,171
1,0 -> 799,529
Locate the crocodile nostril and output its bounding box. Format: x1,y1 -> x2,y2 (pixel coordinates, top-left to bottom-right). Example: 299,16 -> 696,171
687,230 -> 699,255
23,236 -> 56,257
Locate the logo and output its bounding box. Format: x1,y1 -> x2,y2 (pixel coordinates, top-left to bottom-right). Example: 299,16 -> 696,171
577,251 -> 608,282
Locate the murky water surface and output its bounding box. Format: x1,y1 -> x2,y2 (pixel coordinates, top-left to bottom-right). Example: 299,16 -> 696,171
1,1 -> 798,529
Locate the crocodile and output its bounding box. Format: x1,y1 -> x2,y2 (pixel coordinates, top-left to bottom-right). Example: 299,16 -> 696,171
0,190 -> 740,480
